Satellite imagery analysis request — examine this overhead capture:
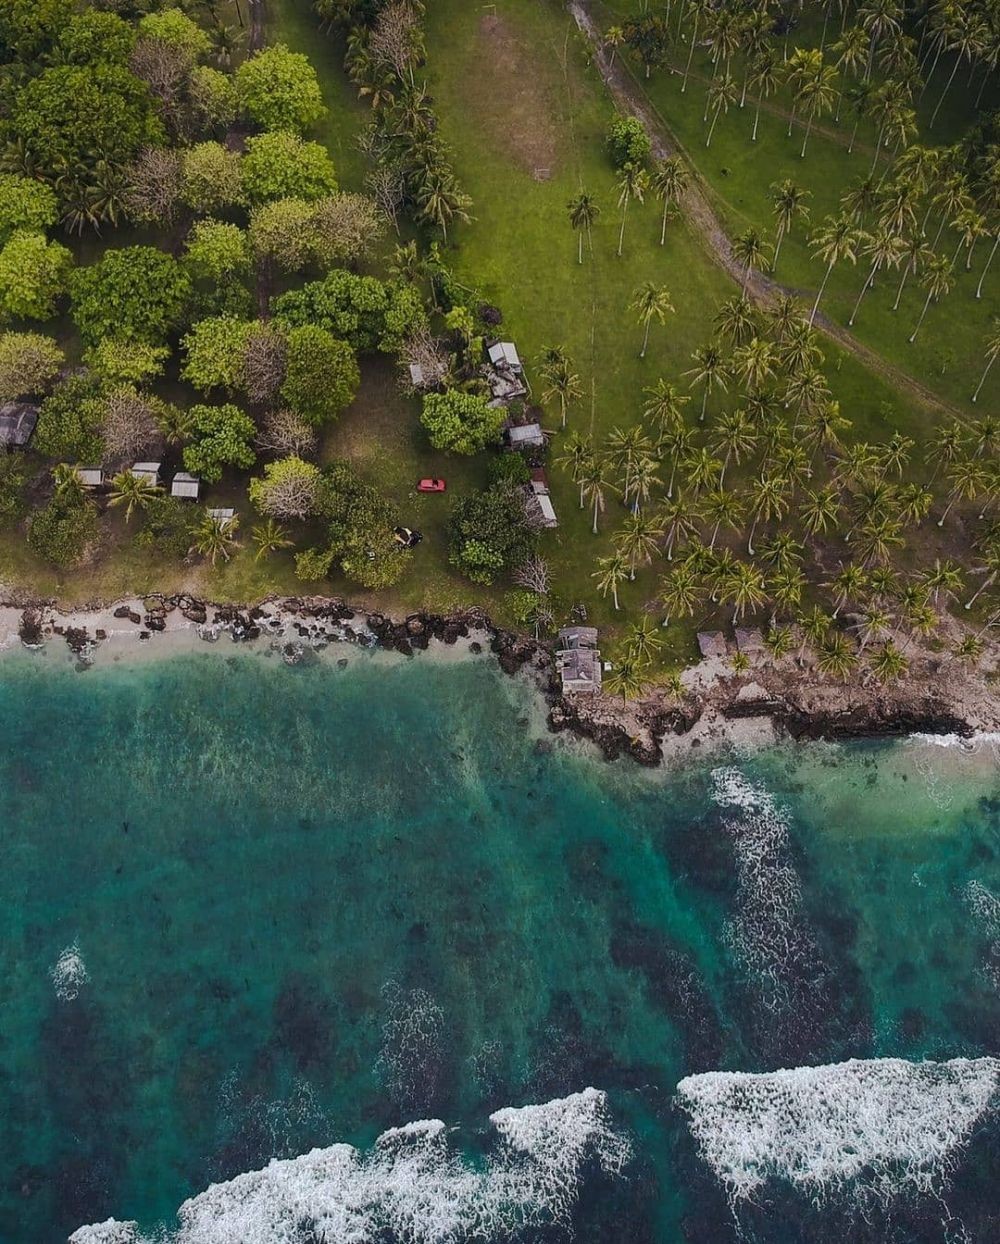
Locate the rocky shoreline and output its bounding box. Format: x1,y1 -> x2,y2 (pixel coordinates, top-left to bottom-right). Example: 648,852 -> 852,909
2,591 -> 999,765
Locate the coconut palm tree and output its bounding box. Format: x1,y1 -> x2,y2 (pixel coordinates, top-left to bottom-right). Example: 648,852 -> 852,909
852,603 -> 893,651
976,219 -> 1000,298
950,207 -> 988,269
581,455 -> 614,534
841,174 -> 880,225
795,55 -> 839,158
809,214 -> 864,324
684,343 -> 730,422
891,234 -> 933,311
658,560 -> 702,626
623,615 -> 664,665
714,295 -> 757,346
930,172 -> 972,248
605,24 -> 625,65
963,545 -> 1000,610
191,511 -> 240,564
732,337 -> 777,393
972,318 -> 1000,402
748,50 -> 782,142
682,447 -> 723,497
643,380 -> 690,438
937,456 -> 989,527
880,431 -> 913,478
605,657 -> 650,706
705,73 -> 738,147
803,402 -> 851,463
746,473 -> 790,555
568,192 -> 600,264
630,282 -> 675,358
108,470 -> 161,523
929,9 -> 988,129
712,410 -> 757,486
661,426 -> 695,498
614,510 -> 665,579
415,171 -> 471,242
764,623 -> 795,658
768,294 -> 807,343
769,567 -> 805,624
253,518 -> 293,561
923,557 -> 963,607
817,631 -> 857,680
877,181 -> 919,236
908,254 -> 953,342
661,490 -> 703,560
51,463 -> 85,503
867,638 -> 908,683
897,482 -> 933,526
556,433 -> 593,508
719,560 -> 768,625
848,227 -> 906,326
798,604 -> 832,660
607,425 -> 653,507
771,180 -> 811,273
842,82 -> 874,153
681,0 -> 711,92
616,164 -> 649,258
629,454 -> 663,515
827,561 -> 868,617
925,420 -> 966,485
651,156 -> 688,245
593,553 -> 629,610
800,485 -> 842,535
731,228 -> 769,294
538,347 -> 582,430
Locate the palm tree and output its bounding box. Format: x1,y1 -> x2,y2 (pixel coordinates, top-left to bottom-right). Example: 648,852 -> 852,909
643,380 -> 689,437
949,207 -> 987,269
660,427 -> 695,500
848,227 -> 906,326
880,431 -> 913,479
684,343 -> 729,422
897,482 -> 933,526
842,82 -> 874,153
581,455 -> 614,534
891,234 -> 933,311
615,164 -> 648,258
628,454 -> 663,515
795,56 -> 839,158
731,228 -> 769,294
748,50 -> 781,143
651,157 -> 688,245
568,192 -> 600,264
769,567 -> 805,624
801,485 -> 842,535
908,254 -> 953,343
623,615 -> 664,664
976,220 -> 1000,298
798,604 -> 832,660
764,623 -> 795,659
682,446 -> 723,497
607,425 -> 652,508
925,420 -> 966,485
809,214 -> 864,324
929,9 -> 987,129
852,603 -> 892,651
804,402 -> 851,462
593,553 -> 629,610
252,518 -> 292,561
658,561 -> 701,626
867,638 -> 908,683
630,282 -> 675,358
415,170 -> 471,242
191,511 -> 240,564
937,457 -> 989,527
827,562 -> 868,617
605,24 -> 624,66
732,337 -> 777,393
712,411 -> 757,486
705,73 -> 738,148
605,657 -> 650,706
51,463 -> 85,504
681,0 -> 711,92
923,557 -> 964,607
108,470 -> 160,523
538,347 -> 582,428
930,173 -> 972,248
661,490 -> 703,560
746,474 -> 790,555
702,487 -> 744,549
615,510 -> 665,579
817,631 -> 857,681
556,433 -> 593,508
953,633 -> 985,664
719,560 -> 768,625
972,319 -> 1000,403
964,546 -> 1000,610
771,180 -> 811,274
714,295 -> 757,346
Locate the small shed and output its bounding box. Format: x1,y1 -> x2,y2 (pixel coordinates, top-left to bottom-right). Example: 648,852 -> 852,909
507,422 -> 545,449
408,362 -> 425,388
130,461 -> 162,486
697,631 -> 728,659
530,467 -> 549,491
207,506 -> 236,528
0,402 -> 38,448
556,627 -> 602,695
534,493 -> 558,528
171,472 -> 201,501
488,341 -> 522,373
75,467 -> 104,489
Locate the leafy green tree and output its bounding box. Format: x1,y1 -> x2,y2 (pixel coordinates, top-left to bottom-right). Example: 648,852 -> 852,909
0,0 -> 75,60
82,339 -> 168,388
420,390 -> 504,455
240,130 -> 337,204
280,325 -> 359,425
607,115 -> 651,168
34,374 -> 105,462
448,483 -> 535,584
249,456 -> 322,520
294,546 -> 336,581
28,491 -> 98,567
138,8 -> 211,58
56,9 -> 135,66
133,495 -> 196,558
273,270 -> 425,353
248,197 -> 317,272
0,232 -> 72,323
0,176 -> 58,246
183,220 -> 251,282
70,246 -> 191,346
234,44 -> 324,133
181,316 -> 255,393
189,64 -> 238,132
182,403 -> 256,483
181,143 -> 245,214
0,332 -> 63,402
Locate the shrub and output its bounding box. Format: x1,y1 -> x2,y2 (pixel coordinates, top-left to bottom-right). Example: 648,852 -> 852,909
0,332 -> 64,402
28,494 -> 98,566
607,114 -> 650,168
488,452 -> 531,485
69,246 -> 191,346
0,175 -> 59,246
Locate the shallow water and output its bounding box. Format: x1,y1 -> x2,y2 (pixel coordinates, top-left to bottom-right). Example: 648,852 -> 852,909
0,645 -> 998,1242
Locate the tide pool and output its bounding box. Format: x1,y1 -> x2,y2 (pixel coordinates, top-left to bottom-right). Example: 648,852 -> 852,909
0,644 -> 997,1242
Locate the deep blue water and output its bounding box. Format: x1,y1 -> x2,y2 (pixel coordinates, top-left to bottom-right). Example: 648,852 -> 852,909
0,644 -> 997,1242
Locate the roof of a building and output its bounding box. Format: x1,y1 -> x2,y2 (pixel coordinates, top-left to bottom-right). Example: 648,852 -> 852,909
487,341 -> 522,371
507,422 -> 545,447
697,631 -> 728,659
207,506 -> 236,526
533,493 -> 558,527
557,645 -> 602,693
171,472 -> 201,499
130,462 -> 161,483
408,362 -> 424,386
559,626 -> 599,648
486,370 -> 528,402
0,402 -> 38,447
75,467 -> 104,487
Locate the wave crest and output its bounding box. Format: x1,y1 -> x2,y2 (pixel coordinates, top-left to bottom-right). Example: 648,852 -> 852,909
676,1057 -> 1000,1205
70,1088 -> 630,1244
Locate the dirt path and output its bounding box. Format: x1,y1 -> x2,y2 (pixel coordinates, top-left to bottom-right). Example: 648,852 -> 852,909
568,0 -> 966,425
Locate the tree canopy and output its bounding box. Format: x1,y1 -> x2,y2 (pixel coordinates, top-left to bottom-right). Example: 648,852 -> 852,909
69,246 -> 191,346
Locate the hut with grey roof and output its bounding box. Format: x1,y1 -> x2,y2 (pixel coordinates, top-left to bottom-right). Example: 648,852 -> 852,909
171,472 -> 201,501
556,626 -> 602,694
75,467 -> 104,490
130,461 -> 162,486
206,506 -> 236,528
0,402 -> 38,448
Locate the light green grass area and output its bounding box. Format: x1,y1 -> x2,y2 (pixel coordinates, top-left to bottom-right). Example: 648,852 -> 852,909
598,0 -> 1000,412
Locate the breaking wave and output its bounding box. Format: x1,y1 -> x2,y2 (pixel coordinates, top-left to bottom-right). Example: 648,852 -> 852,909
676,1057 -> 1000,1206
964,880 -> 1000,990
51,943 -> 89,1001
70,1088 -> 630,1244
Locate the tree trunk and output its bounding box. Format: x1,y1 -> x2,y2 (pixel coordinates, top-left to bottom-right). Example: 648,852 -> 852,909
909,289 -> 934,342
849,263 -> 877,326
810,260 -> 835,325
682,15 -> 700,93
612,584 -> 620,609
786,103 -> 797,138
848,112 -> 862,154
752,100 -> 762,142
706,105 -> 723,147
578,230 -> 583,264
640,319 -> 651,357
937,495 -> 957,527
747,515 -> 759,555
892,259 -> 912,311
592,496 -> 600,534
617,201 -> 628,257
773,225 -> 785,271
965,573 -> 997,609
930,54 -> 962,129
800,115 -> 814,159
700,388 -> 708,422
869,126 -> 885,176
972,352 -> 997,402
977,234 -> 1000,298
661,200 -> 669,246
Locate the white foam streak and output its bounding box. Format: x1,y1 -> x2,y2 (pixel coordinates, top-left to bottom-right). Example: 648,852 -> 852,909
71,1089 -> 629,1244
51,943 -> 89,1001
677,1058 -> 1000,1205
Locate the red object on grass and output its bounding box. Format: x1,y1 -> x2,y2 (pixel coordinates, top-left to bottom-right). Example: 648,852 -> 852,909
417,478 -> 447,492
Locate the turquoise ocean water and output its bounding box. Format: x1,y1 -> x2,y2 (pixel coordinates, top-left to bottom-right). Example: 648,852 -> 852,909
0,642 -> 998,1242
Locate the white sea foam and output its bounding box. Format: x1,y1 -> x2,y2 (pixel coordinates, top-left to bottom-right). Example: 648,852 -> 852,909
51,943 -> 89,1001
71,1088 -> 630,1244
964,880 -> 1000,989
676,1057 -> 1000,1206
376,980 -> 445,1110
711,768 -> 810,1006
910,732 -> 1000,750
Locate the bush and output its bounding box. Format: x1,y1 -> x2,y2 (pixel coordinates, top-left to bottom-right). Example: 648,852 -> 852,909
182,402 -> 256,483
249,455 -> 321,520
448,483 -> 535,585
234,44 -> 324,133
294,545 -> 335,581
607,114 -> 650,168
0,453 -> 26,525
34,374 -> 106,462
0,231 -> 73,322
241,131 -> 337,204
134,494 -> 196,559
488,452 -> 531,486
280,325 -> 359,425
0,332 -> 64,402
28,493 -> 98,567
69,246 -> 191,346
420,390 -> 505,455
0,175 -> 59,247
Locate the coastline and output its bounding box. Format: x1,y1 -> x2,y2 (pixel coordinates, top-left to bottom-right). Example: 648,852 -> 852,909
2,591 -> 999,767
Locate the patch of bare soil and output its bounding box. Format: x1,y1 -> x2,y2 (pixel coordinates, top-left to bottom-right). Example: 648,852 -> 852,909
474,13 -> 562,178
